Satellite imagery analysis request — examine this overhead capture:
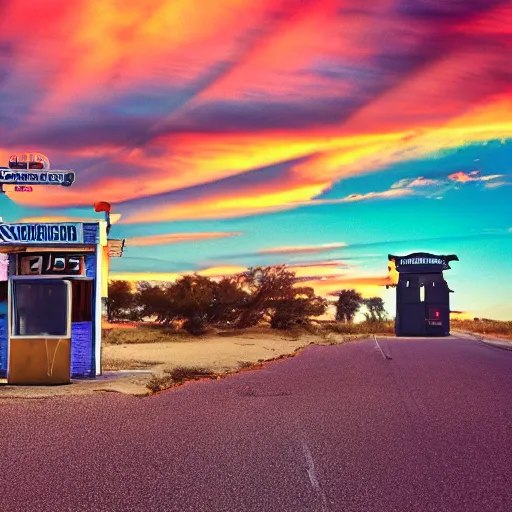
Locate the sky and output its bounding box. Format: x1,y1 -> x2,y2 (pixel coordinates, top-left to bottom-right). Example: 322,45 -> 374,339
0,0 -> 511,320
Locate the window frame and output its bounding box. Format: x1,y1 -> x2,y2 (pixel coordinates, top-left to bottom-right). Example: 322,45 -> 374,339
9,277 -> 72,339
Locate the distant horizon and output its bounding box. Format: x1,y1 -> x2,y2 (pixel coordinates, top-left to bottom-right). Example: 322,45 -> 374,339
0,0 -> 511,321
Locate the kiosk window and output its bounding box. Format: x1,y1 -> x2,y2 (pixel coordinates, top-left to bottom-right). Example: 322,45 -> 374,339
12,280 -> 70,337
71,280 -> 93,322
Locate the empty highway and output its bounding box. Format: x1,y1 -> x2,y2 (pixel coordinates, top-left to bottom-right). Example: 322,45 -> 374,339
1,335 -> 511,512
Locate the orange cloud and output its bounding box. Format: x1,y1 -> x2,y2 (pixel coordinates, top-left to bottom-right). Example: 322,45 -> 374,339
18,214 -> 121,224
3,1 -> 512,227
120,181 -> 330,223
450,311 -> 474,321
110,261 -> 356,284
126,231 -> 242,247
5,99 -> 512,218
300,275 -> 393,299
196,266 -> 246,278
110,265 -> 246,283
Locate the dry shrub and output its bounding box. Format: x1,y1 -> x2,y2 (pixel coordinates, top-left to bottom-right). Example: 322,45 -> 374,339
146,375 -> 173,393
452,319 -> 512,339
165,366 -> 215,384
101,357 -> 159,371
103,325 -> 191,345
322,320 -> 395,336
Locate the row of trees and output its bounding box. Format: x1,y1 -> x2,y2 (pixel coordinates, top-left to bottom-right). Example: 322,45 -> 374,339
335,289 -> 386,323
108,265 -> 387,333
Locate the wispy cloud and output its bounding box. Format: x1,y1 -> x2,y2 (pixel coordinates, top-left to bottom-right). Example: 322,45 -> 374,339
257,243 -> 347,255
110,265 -> 247,283
341,188 -> 414,202
484,181 -> 510,189
391,176 -> 443,189
126,231 -> 242,247
288,260 -> 352,269
18,214 -> 122,224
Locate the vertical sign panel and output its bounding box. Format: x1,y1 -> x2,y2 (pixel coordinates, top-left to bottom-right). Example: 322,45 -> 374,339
71,322 -> 94,378
0,254 -> 8,281
0,314 -> 7,378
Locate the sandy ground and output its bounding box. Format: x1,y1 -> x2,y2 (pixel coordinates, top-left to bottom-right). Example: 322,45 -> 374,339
104,331 -> 324,375
4,327 -> 508,400
0,330 -> 340,399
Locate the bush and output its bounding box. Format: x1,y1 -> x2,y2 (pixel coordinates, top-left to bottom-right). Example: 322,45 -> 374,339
322,320 -> 395,335
166,366 -> 215,383
182,316 -> 209,336
451,319 -> 512,339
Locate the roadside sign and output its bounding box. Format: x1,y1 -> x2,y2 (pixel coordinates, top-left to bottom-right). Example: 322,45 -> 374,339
0,168 -> 75,187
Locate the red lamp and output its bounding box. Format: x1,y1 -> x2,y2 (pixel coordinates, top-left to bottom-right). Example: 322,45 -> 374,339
94,201 -> 112,235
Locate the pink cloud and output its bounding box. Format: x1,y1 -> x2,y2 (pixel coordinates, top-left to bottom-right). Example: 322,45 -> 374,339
448,171 -> 503,183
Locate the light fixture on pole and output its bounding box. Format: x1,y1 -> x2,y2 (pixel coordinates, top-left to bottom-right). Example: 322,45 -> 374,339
94,201 -> 112,235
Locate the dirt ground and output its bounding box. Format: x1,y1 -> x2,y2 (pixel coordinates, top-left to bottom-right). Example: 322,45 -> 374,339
4,325 -> 507,400
0,329 -> 341,399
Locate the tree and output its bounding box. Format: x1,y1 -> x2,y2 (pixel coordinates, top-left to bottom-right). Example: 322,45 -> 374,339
335,289 -> 363,323
135,281 -> 172,323
107,280 -> 134,322
234,266 -> 327,329
270,286 -> 328,329
166,275 -> 215,333
363,297 -> 387,322
208,277 -> 249,326
235,265 -> 298,328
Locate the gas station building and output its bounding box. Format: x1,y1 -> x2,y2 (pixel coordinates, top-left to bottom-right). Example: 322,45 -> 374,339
0,220 -> 124,385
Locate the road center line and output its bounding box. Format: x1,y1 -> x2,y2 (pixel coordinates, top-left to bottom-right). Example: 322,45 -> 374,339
374,335 -> 392,360
301,439 -> 330,512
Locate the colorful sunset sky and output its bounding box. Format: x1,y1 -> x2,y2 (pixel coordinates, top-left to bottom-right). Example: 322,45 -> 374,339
1,0 -> 511,320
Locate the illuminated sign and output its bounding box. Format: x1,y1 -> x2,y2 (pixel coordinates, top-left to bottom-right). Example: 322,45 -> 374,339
0,168 -> 75,187
0,223 -> 84,244
14,186 -> 33,192
389,253 -> 458,274
399,257 -> 444,265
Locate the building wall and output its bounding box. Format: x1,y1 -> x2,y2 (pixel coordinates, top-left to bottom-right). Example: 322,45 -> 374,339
396,272 -> 451,336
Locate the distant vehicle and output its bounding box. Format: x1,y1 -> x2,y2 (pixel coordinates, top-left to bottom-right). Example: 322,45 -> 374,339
8,153 -> 51,170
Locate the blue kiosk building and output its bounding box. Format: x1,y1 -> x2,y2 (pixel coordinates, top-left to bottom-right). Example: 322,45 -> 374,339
0,153 -> 124,385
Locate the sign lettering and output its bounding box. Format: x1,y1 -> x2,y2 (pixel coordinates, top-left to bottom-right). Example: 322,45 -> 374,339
0,169 -> 75,187
19,254 -> 85,276
0,223 -> 84,244
399,257 -> 444,265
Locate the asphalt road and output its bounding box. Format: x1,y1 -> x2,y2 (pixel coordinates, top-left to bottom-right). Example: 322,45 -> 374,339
1,336 -> 511,512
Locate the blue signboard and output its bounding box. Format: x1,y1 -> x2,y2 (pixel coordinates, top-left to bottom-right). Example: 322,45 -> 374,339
0,223 -> 85,244
83,223 -> 100,244
71,321 -> 94,378
0,168 -> 75,187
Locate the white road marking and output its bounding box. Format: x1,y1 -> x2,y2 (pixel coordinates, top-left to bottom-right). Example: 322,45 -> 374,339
374,335 -> 392,360
301,439 -> 330,512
